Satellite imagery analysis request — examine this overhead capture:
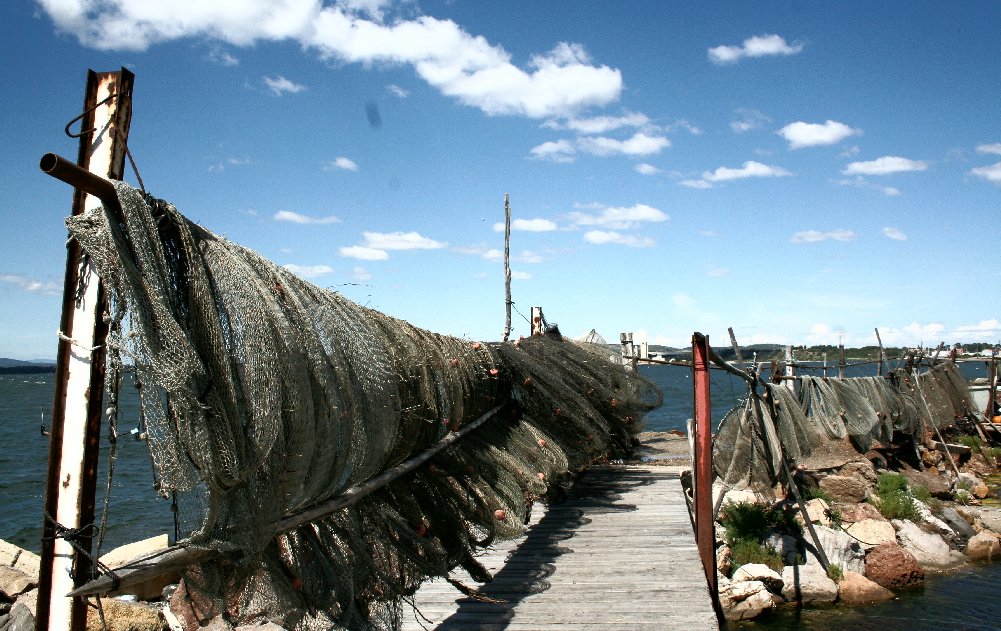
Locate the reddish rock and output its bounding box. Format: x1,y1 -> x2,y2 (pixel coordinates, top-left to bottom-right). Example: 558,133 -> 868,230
900,468 -> 952,498
864,542 -> 925,589
819,475 -> 869,503
170,573 -> 226,631
834,502 -> 886,523
838,571 -> 895,605
966,532 -> 1001,561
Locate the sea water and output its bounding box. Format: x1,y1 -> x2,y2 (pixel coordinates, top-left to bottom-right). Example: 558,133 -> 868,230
1,359 -> 997,629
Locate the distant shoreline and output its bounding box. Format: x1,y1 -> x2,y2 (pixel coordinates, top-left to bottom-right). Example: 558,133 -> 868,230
0,366 -> 55,375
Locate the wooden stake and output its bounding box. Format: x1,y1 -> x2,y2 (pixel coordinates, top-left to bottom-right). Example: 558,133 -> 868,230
502,193 -> 512,342
36,68 -> 134,631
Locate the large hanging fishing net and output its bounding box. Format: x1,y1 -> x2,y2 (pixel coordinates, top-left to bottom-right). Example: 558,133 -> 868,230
66,182 -> 661,629
714,364 -> 975,490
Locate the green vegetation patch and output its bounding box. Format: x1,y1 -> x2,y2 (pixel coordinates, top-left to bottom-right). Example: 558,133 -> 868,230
870,472 -> 921,521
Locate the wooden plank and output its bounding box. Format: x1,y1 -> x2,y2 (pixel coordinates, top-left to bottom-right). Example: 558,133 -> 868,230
403,465 -> 719,630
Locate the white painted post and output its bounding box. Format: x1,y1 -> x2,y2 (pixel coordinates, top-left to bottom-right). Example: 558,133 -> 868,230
785,345 -> 796,393
36,69 -> 133,631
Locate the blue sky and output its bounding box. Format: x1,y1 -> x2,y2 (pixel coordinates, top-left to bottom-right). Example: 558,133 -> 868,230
1,1 -> 999,360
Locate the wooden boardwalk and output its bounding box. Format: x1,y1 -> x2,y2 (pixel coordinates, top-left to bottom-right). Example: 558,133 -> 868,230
401,465 -> 719,630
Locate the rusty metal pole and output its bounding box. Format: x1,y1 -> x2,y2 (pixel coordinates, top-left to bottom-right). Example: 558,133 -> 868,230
691,333 -> 717,597
36,68 -> 133,631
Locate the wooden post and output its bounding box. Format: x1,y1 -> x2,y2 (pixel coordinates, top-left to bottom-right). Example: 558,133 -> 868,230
620,332 -> 633,368
875,328 -> 885,377
784,345 -> 796,393
838,340 -> 846,378
530,307 -> 543,336
36,68 -> 133,631
822,352 -> 828,378
691,333 -> 717,597
502,193 -> 512,342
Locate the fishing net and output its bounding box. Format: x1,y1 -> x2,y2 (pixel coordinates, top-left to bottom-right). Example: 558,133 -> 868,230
66,181 -> 661,629
714,364 -> 977,490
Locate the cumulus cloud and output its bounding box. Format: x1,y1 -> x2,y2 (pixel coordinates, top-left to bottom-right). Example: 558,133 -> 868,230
709,34 -> 803,64
842,156 -> 929,175
0,273 -> 60,295
546,111 -> 651,134
635,163 -> 660,175
273,210 -> 340,224
790,229 -> 855,243
567,203 -> 668,229
882,227 -> 907,241
491,218 -> 558,232
362,231 -> 446,250
971,162 -> 1001,185
387,83 -> 408,98
582,230 -> 655,247
208,47 -> 239,66
533,132 -> 670,162
836,176 -> 901,197
37,1 -> 622,119
731,108 -> 771,133
323,157 -> 359,172
283,263 -> 333,278
976,143 -> 1001,155
778,120 -> 860,149
339,245 -> 389,260
684,161 -> 791,188
950,319 -> 1001,342
264,75 -> 306,96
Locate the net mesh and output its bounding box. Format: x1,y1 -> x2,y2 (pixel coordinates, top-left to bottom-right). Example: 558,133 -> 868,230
714,363 -> 975,489
66,182 -> 661,629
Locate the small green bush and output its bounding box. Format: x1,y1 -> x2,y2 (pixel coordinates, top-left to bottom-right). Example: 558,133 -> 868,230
720,501 -> 801,546
870,472 -> 921,521
957,435 -> 983,449
826,563 -> 844,583
875,472 -> 909,496
911,484 -> 931,502
730,539 -> 785,573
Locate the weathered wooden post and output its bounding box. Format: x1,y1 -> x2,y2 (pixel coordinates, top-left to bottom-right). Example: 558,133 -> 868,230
530,307 -> 543,335
620,332 -> 633,369
502,193 -> 512,342
784,345 -> 796,393
691,333 -> 717,597
36,68 -> 134,631
838,340 -> 846,378
875,328 -> 886,377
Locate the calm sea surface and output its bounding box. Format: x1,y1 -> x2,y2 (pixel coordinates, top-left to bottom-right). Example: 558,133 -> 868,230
1,359 -> 996,628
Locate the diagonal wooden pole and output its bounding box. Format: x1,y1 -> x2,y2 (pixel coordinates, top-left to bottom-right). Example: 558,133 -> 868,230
36,68 -> 133,631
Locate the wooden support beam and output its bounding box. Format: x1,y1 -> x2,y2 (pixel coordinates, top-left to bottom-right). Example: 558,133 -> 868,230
502,193 -> 512,342
690,333 -> 717,598
36,68 -> 134,631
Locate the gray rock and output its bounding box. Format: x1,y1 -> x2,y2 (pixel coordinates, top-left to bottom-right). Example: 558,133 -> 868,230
763,532 -> 800,565
940,507 -> 976,539
0,567 -> 35,600
0,604 -> 34,631
780,563 -> 838,604
843,519 -> 896,550
803,525 -> 866,574
719,579 -> 776,622
819,475 -> 869,503
12,590 -> 35,618
892,519 -> 967,570
840,459 -> 878,484
913,500 -> 955,537
975,507 -> 1001,533
732,563 -> 784,594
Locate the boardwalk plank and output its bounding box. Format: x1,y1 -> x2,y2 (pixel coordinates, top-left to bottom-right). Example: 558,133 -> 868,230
402,465 -> 719,630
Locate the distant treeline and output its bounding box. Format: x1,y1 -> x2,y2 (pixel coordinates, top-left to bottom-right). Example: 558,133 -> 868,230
0,365 -> 56,375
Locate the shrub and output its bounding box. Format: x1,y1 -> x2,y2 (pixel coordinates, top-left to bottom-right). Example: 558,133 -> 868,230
720,501 -> 801,546
875,472 -> 909,496
957,434 -> 983,449
730,539 -> 785,573
870,472 -> 921,521
826,563 -> 844,583
911,484 -> 931,502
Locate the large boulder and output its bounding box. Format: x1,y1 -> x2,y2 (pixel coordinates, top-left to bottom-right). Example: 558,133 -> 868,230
84,599 -> 163,631
956,473 -> 990,499
837,571 -> 895,605
892,519 -> 967,570
796,498 -> 831,527
802,525 -> 865,574
972,507 -> 1001,534
834,501 -> 886,522
732,563 -> 783,593
763,532 -> 800,565
865,542 -> 925,588
819,475 -> 869,503
718,578 -> 776,622
0,567 -> 35,600
843,519 -> 896,550
0,603 -> 34,631
912,501 -> 956,537
840,459 -> 878,484
780,563 -> 838,604
966,531 -> 1001,561
940,507 -> 977,539
900,468 -> 952,498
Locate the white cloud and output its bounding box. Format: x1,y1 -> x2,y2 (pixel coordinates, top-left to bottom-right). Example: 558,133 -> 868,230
971,162 -> 1001,185
38,2 -> 622,119
837,176 -> 901,196
351,266 -> 372,281
549,111 -> 651,134
687,160 -> 791,188
0,273 -> 60,295
635,163 -> 660,175
976,143 -> 1001,155
877,322 -> 946,347
709,34 -> 803,64
208,47 -> 239,66
387,83 -> 408,98
362,231 -> 446,250
263,75 -> 306,96
492,218 -> 558,232
790,229 -> 856,243
882,227 -> 907,241
323,156 -> 359,172
481,248 -> 503,262
273,210 -> 340,224
667,119 -> 702,135
842,156 -> 929,175
778,120 -> 860,149
283,263 -> 333,278
730,108 -> 770,133
576,132 -> 669,156
529,139 -> 576,162
568,203 -> 668,229
340,245 -> 389,260
950,319 -> 1001,342
582,230 -> 655,247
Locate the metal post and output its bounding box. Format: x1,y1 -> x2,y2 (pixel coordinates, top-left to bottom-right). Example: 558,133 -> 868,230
691,333 -> 717,596
36,68 -> 133,631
